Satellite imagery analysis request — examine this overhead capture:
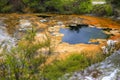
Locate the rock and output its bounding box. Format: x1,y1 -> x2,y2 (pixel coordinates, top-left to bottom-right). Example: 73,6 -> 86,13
89,25 -> 95,28
34,33 -> 47,43
40,19 -> 48,23
101,69 -> 118,80
18,27 -> 32,31
101,46 -> 109,54
57,21 -> 63,25
51,32 -> 64,36
19,19 -> 31,28
102,28 -> 112,32
69,24 -> 77,27
89,39 -> 106,44
110,30 -> 120,35
65,50 -> 120,80
0,20 -> 7,27
48,25 -> 61,33
117,17 -> 120,20
19,19 -> 32,31
0,23 -> 16,51
85,76 -> 94,80
107,39 -> 117,47
48,27 -> 55,32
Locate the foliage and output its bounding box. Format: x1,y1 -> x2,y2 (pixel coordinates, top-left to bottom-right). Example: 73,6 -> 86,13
1,5 -> 13,13
0,0 -> 93,14
0,28 -> 109,80
22,0 -> 43,12
104,4 -> 113,16
92,4 -> 113,16
42,48 -> 108,80
106,0 -> 120,16
0,0 -> 11,13
42,54 -> 91,80
106,0 -> 120,7
73,0 -> 93,14
0,29 -> 51,80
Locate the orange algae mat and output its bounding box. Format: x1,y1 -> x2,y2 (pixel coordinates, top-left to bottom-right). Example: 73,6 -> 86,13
79,15 -> 120,29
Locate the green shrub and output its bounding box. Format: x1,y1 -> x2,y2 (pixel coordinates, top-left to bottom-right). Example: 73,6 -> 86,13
1,5 -> 13,13
73,0 -> 93,14
105,4 -> 113,16
0,29 -> 50,80
0,0 -> 9,12
0,0 -> 93,14
42,54 -> 90,80
106,0 -> 120,8
44,0 -> 93,14
92,4 -> 113,16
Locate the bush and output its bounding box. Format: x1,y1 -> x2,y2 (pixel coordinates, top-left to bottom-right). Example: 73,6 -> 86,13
73,0 -> 93,14
106,0 -> 120,8
0,0 -> 93,14
42,54 -> 90,80
92,4 -> 113,16
0,29 -> 50,80
1,5 -> 13,13
0,0 -> 9,13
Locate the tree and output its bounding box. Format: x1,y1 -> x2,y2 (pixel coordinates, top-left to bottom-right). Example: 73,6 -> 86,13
8,0 -> 24,11
0,0 -> 12,13
106,0 -> 120,8
72,0 -> 93,14
22,0 -> 47,12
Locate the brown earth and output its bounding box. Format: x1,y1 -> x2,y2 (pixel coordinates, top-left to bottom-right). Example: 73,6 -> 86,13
0,13 -> 120,65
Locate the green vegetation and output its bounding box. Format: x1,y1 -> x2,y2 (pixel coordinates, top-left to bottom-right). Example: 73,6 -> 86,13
0,0 -> 119,16
0,28 -> 109,80
1,27 -> 119,80
42,54 -> 89,80
42,52 -> 107,80
0,0 -> 12,13
106,0 -> 120,8
0,29 -> 50,80
92,4 -> 113,16
73,0 -> 93,14
0,0 -> 93,14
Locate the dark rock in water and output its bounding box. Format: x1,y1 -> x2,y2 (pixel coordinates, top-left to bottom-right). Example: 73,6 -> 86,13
102,28 -> 112,32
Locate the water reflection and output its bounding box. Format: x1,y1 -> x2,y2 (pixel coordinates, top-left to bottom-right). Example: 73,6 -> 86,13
69,24 -> 88,33
60,26 -> 109,44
